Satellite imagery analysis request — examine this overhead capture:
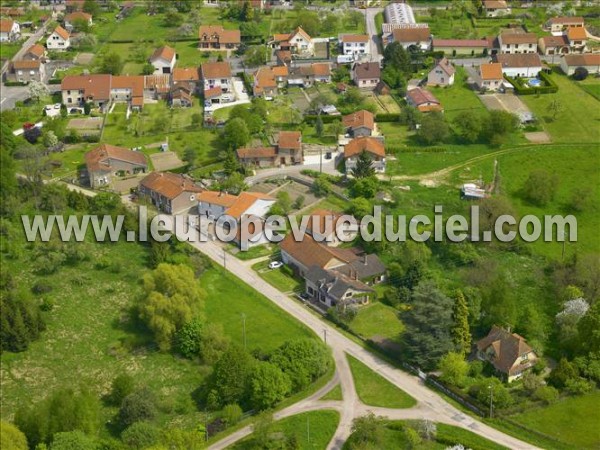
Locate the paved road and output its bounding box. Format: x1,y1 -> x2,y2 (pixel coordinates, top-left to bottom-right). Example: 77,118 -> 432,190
186,236 -> 539,450
0,85 -> 29,111
245,160 -> 338,185
365,7 -> 384,64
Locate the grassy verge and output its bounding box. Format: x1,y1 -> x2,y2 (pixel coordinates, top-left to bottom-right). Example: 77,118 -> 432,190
252,260 -> 303,293
232,410 -> 340,450
320,383 -> 342,401
347,355 -> 416,409
229,243 -> 275,261
349,302 -> 403,342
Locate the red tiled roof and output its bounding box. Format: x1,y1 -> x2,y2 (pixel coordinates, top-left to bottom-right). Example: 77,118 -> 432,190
343,110 -> 375,131
563,53 -> 600,67
434,57 -> 455,76
340,34 -> 369,43
225,191 -> 274,220
112,75 -> 145,97
144,74 -> 170,93
494,53 -> 542,68
567,26 -> 587,41
406,87 -> 441,107
290,26 -> 311,42
62,74 -> 112,101
499,32 -> 537,45
12,60 -> 41,70
548,16 -> 584,25
199,25 -> 241,45
53,25 -> 70,40
483,0 -> 508,9
140,172 -> 202,200
201,61 -> 232,79
539,35 -> 569,48
476,325 -> 536,376
280,234 -> 360,269
197,190 -> 238,207
392,26 -> 431,43
353,62 -> 380,80
150,45 -> 176,63
204,86 -> 223,99
479,63 -> 503,80
25,44 -> 45,58
0,19 -> 15,33
85,144 -> 147,173
278,131 -> 302,150
173,67 -> 199,82
344,137 -> 385,159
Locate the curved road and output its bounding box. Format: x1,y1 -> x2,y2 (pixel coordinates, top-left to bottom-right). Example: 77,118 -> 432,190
185,236 -> 539,450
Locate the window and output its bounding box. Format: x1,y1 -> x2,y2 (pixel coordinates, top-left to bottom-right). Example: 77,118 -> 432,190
345,292 -> 352,298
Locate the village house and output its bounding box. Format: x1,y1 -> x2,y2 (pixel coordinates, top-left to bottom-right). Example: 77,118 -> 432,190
405,87 -> 442,112
344,137 -> 386,174
482,0 -> 511,17
46,26 -> 70,51
494,53 -> 542,78
304,265 -> 374,308
64,11 -> 92,31
6,60 -> 45,83
0,18 -> 20,42
544,16 -> 585,35
538,35 -> 570,56
498,31 -> 537,54
388,26 -> 431,51
427,58 -> 455,87
61,74 -> 112,108
201,61 -> 234,104
432,39 -> 491,56
22,44 -> 46,61
271,27 -> 314,57
560,53 -> 600,76
197,190 -> 276,249
144,75 -> 171,102
198,25 -> 241,51
476,325 -> 539,382
149,46 -> 176,75
172,67 -> 200,92
139,172 -> 203,214
474,62 -> 504,91
111,75 -> 145,109
237,130 -> 302,167
339,34 -> 370,59
566,26 -> 588,53
0,6 -> 24,19
342,110 -> 375,138
253,65 -> 288,99
352,62 -> 381,90
170,84 -> 194,108
85,144 -> 148,189
288,63 -> 331,87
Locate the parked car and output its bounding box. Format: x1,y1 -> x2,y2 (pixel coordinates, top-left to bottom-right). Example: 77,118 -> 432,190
268,261 -> 283,269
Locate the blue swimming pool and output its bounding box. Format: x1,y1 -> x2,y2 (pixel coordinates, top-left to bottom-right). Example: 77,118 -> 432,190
528,78 -> 542,87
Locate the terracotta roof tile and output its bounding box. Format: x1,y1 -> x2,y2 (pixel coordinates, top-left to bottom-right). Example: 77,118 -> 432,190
201,61 -> 232,79
149,45 -> 176,63
280,234 -> 360,270
61,74 -> 112,101
392,26 -> 431,43
406,87 -> 441,107
11,60 -> 41,70
65,11 -> 92,22
353,62 -> 380,80
476,325 -> 536,376
197,190 -> 238,207
25,44 -> 45,58
278,131 -> 302,150
140,172 -> 202,200
494,53 -> 542,68
567,26 -> 588,40
500,32 -> 537,45
344,137 -> 385,159
85,144 -> 147,173
432,39 -> 489,48
53,25 -> 70,40
343,110 -> 375,131
563,53 -> 600,66
340,34 -> 369,43
479,62 -> 503,80
0,19 -> 15,33
173,67 -> 199,82
199,25 -> 241,45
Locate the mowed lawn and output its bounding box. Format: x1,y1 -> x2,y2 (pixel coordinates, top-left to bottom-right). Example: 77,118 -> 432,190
520,72 -> 600,144
252,261 -> 303,294
510,392 -> 600,449
350,302 -> 403,342
233,410 -> 340,450
347,355 -> 416,409
429,68 -> 488,121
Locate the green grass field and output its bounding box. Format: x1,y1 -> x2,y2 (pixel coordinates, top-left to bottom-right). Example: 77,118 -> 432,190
320,383 -> 342,401
0,239 -> 316,431
350,302 -> 404,342
347,355 -> 416,409
520,72 -> 600,144
429,68 -> 488,120
233,410 -> 340,450
507,392 -> 600,449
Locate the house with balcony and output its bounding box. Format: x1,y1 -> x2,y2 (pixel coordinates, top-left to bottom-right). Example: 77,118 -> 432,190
198,25 -> 241,51
201,61 -> 234,104
474,62 -> 504,91
339,34 -> 369,59
544,16 -> 585,35
498,31 -> 537,54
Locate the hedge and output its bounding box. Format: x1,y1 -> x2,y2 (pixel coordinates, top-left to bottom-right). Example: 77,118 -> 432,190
374,113 -> 400,122
387,145 -> 446,154
48,78 -> 62,85
4,81 -> 27,87
504,73 -> 559,95
304,114 -> 341,124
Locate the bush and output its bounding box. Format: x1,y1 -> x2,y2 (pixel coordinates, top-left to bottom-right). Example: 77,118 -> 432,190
572,67 -> 588,81
533,385 -> 559,404
121,422 -> 160,449
504,74 -> 558,95
176,319 -> 203,359
109,374 -> 135,406
565,378 -> 594,395
220,404 -> 243,428
32,281 -> 53,295
374,113 -> 401,122
118,388 -> 157,428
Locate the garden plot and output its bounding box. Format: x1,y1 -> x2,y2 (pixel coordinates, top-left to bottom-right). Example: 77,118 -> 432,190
67,117 -> 103,136
480,92 -> 532,118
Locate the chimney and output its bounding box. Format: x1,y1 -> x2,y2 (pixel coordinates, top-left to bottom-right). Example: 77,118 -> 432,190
363,254 -> 368,266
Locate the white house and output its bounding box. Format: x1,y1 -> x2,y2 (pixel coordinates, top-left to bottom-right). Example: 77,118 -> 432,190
545,16 -> 585,35
389,26 -> 431,51
494,53 -> 542,78
474,62 -> 504,91
339,34 -> 369,59
427,58 -> 455,86
149,46 -> 176,75
46,26 -> 70,51
197,190 -> 276,249
0,19 -> 20,42
201,61 -> 234,104
288,26 -> 314,56
498,32 -> 537,54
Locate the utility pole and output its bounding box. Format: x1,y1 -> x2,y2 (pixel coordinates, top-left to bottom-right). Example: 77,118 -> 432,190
489,384 -> 494,418
323,328 -> 327,344
242,313 -> 247,350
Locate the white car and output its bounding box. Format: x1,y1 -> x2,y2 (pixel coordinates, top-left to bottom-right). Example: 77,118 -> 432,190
268,261 -> 283,269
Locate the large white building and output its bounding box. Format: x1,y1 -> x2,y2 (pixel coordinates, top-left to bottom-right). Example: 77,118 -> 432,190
339,34 -> 369,59
384,2 -> 416,25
